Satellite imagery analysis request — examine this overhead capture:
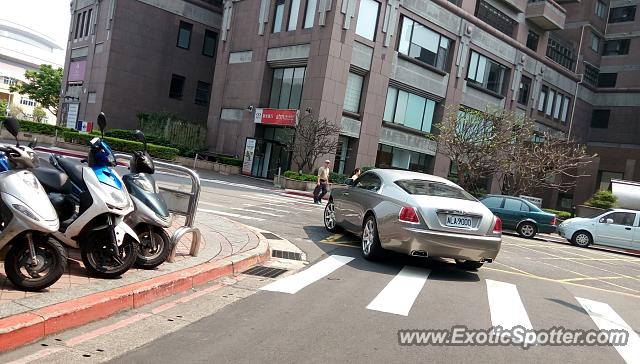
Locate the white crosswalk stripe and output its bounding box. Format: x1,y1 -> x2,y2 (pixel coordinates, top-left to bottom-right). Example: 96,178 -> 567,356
242,204 -> 291,214
230,207 -> 283,217
197,208 -> 265,221
366,266 -> 430,316
577,297 -> 640,364
486,280 -> 535,344
261,255 -> 354,294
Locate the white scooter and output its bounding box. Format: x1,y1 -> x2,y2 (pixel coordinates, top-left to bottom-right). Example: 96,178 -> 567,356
0,117 -> 67,291
31,113 -> 140,278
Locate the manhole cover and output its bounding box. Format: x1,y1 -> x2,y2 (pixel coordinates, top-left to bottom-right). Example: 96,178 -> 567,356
243,266 -> 288,278
272,249 -> 302,261
261,232 -> 282,240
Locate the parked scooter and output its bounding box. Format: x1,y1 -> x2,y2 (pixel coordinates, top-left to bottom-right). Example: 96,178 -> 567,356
122,130 -> 173,269
30,113 -> 140,278
0,117 -> 67,291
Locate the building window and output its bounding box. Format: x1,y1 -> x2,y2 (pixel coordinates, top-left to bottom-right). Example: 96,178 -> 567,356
475,0 -> 516,37
545,88 -> 555,116
561,96 -> 570,123
538,86 -> 548,112
343,72 -> 364,114
598,73 -> 617,87
595,0 -> 607,18
526,31 -> 539,51
467,51 -> 507,95
194,81 -> 210,106
177,21 -> 193,49
273,0 -> 286,33
399,16 -> 451,71
584,63 -> 600,87
88,92 -> 96,103
288,0 -> 301,31
603,39 -> 631,56
202,30 -> 217,57
590,32 -> 600,53
591,109 -> 610,128
304,0 -> 317,28
517,76 -> 531,106
169,74 -> 186,99
598,171 -> 624,191
1,76 -> 16,85
546,37 -> 576,70
84,9 -> 92,37
383,87 -> 437,133
609,6 -> 636,23
355,0 -> 380,41
269,67 -> 306,109
19,97 -> 35,107
74,12 -> 82,39
376,144 -> 433,173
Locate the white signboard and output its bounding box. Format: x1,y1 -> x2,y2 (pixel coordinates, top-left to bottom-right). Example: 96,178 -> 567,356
611,179 -> 640,210
66,103 -> 79,129
519,195 -> 543,208
242,138 -> 256,176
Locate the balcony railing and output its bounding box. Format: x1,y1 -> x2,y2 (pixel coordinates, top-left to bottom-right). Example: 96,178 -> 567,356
526,0 -> 567,30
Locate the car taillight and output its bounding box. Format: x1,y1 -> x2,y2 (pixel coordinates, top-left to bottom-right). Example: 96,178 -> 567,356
399,206 -> 420,224
551,216 -> 557,226
492,216 -> 502,234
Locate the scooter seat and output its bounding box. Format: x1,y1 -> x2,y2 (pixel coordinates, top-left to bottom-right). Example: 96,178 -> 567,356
32,166 -> 72,194
56,157 -> 87,192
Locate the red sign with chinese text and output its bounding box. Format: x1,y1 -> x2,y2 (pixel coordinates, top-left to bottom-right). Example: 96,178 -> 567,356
254,108 -> 298,126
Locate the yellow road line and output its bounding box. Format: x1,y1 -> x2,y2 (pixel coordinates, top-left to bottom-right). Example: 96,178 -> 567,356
317,240 -> 359,249
559,276 -> 628,282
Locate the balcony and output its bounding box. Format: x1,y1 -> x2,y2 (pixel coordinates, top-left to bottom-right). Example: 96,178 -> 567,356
526,0 -> 566,30
496,0 -> 528,13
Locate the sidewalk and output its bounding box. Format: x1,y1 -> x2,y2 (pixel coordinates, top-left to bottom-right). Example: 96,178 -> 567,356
0,214 -> 270,352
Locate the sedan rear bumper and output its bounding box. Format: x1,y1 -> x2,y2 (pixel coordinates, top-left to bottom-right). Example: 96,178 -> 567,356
383,227 -> 502,262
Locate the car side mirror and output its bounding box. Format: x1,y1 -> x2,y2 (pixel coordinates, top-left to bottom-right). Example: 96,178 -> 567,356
606,218 -> 614,224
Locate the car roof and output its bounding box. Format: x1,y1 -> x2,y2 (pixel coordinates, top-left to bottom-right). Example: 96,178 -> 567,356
606,208 -> 640,213
484,194 -> 529,202
368,169 -> 458,187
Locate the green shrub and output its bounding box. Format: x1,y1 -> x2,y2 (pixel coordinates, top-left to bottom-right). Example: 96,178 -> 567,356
62,131 -> 179,160
543,209 -> 572,220
330,172 -> 348,184
584,190 -> 617,209
1,116 -> 74,136
103,128 -> 204,158
217,156 -> 242,166
284,171 -> 317,182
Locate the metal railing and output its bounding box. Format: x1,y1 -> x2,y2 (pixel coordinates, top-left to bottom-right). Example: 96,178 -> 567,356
114,153 -> 202,263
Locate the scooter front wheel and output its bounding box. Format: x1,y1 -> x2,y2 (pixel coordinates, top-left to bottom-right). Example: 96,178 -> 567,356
135,226 -> 171,269
4,238 -> 67,292
81,230 -> 138,278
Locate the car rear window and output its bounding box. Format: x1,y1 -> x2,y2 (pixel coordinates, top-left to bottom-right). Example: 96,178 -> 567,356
395,180 -> 477,201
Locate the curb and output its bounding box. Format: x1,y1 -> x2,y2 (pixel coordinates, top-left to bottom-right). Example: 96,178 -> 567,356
536,234 -> 640,257
0,232 -> 270,353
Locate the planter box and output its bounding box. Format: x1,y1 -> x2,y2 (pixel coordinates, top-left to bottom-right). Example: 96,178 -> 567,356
282,177 -> 315,191
576,205 -> 606,218
217,163 -> 240,175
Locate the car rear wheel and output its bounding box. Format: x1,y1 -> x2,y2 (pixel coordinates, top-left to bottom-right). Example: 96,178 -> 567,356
362,216 -> 382,261
455,259 -> 484,270
572,231 -> 592,248
324,200 -> 340,233
517,222 -> 538,239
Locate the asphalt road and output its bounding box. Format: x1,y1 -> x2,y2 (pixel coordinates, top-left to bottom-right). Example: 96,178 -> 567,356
2,168 -> 640,364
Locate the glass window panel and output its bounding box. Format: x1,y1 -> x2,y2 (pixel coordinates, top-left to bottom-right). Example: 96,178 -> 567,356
394,90 -> 409,125
504,199 -> 523,211
289,67 -> 305,109
343,72 -> 364,113
383,87 -> 397,122
399,18 -> 412,54
273,1 -> 285,33
304,0 -> 317,28
546,90 -> 555,115
392,148 -> 411,169
269,69 -> 284,108
476,55 -> 487,83
203,30 -> 217,57
538,87 -> 547,111
485,62 -> 503,92
561,96 -> 570,122
288,0 -> 301,31
422,99 -> 435,132
355,0 -> 380,40
553,93 -> 563,119
404,93 -> 426,130
436,38 -> 450,69
468,52 -> 479,81
412,23 -> 439,53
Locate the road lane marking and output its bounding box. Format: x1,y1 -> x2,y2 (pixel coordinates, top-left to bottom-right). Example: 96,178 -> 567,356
230,207 -> 283,217
559,276 -> 628,282
242,194 -> 317,206
486,280 -> 535,344
261,255 -> 354,294
159,172 -> 268,190
243,204 -> 291,213
366,266 -> 430,316
198,208 -> 265,221
576,297 -> 640,364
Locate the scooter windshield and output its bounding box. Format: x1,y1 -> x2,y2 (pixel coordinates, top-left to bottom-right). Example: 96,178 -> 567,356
93,166 -> 123,190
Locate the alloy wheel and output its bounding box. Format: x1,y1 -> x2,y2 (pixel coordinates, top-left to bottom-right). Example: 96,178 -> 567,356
324,202 -> 336,230
362,220 -> 373,256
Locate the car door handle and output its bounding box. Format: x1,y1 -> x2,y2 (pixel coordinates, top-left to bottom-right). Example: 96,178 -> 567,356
625,227 -> 632,230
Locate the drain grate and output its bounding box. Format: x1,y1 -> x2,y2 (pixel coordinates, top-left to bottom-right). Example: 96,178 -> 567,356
272,249 -> 302,261
243,265 -> 288,278
261,232 -> 282,240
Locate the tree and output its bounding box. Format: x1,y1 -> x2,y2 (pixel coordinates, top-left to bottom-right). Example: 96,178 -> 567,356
10,64 -> 62,116
0,99 -> 7,117
32,106 -> 47,123
9,105 -> 25,119
437,105 -> 594,196
285,113 -> 342,173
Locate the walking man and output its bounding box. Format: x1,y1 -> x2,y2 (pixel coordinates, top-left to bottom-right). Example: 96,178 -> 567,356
313,160 -> 331,204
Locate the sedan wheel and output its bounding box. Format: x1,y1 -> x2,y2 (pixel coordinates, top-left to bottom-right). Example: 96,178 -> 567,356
517,222 -> 537,239
572,231 -> 592,248
324,201 -> 340,233
362,216 -> 382,260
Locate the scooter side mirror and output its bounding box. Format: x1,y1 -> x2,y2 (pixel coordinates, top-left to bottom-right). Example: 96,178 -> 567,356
28,138 -> 38,149
4,116 -> 20,146
97,112 -> 107,137
134,130 -> 147,151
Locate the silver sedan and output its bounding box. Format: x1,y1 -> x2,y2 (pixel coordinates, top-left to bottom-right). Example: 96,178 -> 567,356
324,169 -> 502,269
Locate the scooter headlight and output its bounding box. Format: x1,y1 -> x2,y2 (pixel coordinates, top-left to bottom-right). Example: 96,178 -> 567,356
106,189 -> 129,209
12,204 -> 40,221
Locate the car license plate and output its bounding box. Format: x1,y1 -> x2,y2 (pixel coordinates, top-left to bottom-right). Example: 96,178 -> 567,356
445,215 -> 473,229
